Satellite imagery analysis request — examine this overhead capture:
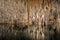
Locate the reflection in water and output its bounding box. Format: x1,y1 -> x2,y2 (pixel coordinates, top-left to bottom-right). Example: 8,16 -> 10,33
0,22 -> 58,40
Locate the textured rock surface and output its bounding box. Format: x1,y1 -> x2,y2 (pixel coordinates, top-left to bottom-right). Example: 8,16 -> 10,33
0,0 -> 60,40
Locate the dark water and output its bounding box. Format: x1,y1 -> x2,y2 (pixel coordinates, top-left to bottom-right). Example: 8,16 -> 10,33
0,25 -> 32,40
0,24 -> 60,40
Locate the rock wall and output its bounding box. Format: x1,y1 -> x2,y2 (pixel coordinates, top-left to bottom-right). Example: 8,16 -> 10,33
0,0 -> 60,40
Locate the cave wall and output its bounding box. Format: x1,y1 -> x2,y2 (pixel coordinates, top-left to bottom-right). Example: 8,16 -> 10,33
0,0 -> 60,40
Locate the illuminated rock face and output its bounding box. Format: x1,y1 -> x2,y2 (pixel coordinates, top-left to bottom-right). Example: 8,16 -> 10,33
0,0 -> 27,24
0,0 -> 60,40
